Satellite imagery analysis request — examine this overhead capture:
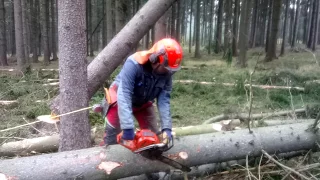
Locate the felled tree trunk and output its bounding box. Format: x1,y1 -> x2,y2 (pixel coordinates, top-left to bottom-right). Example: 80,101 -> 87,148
0,122 -> 318,180
50,0 -> 178,113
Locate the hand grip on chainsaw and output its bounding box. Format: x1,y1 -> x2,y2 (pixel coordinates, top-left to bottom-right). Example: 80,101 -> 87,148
116,132 -> 137,151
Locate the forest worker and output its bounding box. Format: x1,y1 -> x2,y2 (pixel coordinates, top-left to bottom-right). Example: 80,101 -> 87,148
93,38 -> 183,149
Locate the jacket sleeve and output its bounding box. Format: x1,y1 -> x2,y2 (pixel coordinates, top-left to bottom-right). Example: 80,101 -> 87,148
117,59 -> 139,130
157,76 -> 173,130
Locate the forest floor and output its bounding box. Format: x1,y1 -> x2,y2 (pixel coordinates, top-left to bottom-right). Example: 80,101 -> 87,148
1,47 -> 320,179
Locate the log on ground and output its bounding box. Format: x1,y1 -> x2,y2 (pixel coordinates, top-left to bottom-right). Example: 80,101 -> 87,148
0,122 -> 319,180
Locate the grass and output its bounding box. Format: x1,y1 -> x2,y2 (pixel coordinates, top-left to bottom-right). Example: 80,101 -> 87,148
0,49 -> 320,141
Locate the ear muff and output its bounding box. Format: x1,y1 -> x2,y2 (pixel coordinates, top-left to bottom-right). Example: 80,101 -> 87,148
149,48 -> 167,64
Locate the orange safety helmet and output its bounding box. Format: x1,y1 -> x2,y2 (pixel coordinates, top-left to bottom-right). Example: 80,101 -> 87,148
150,38 -> 183,72
134,38 -> 183,72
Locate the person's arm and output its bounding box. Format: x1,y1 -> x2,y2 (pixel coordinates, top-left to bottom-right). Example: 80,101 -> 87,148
117,59 -> 139,139
157,76 -> 173,132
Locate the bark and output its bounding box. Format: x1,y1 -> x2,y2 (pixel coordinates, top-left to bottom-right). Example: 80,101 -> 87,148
115,0 -> 128,34
9,0 -> 15,56
51,0 -> 57,61
224,0 -> 232,51
31,0 -> 39,63
41,0 -> 50,65
208,0 -> 214,54
180,0 -> 186,43
307,0 -> 316,49
249,0 -> 258,48
237,0 -> 252,68
175,0 -> 181,42
280,0 -> 290,56
291,0 -> 300,48
214,0 -> 223,53
21,0 -> 29,64
154,14 -> 168,42
194,0 -> 201,58
106,0 -> 114,44
170,3 -> 176,38
312,0 -> 319,51
57,0 -> 91,151
88,0 -> 93,56
51,0 -> 179,118
14,0 -> 26,72
0,0 -> 8,66
265,0 -> 282,62
232,0 -> 239,56
0,133 -> 96,157
202,108 -> 305,124
188,0 -> 193,53
201,0 -> 207,46
265,0 -> 273,53
0,122 -> 319,179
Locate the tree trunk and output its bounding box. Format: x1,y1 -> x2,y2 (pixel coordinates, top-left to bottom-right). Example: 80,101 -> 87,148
50,0 -> 179,113
257,0 -> 268,47
9,1 -> 16,56
208,0 -> 214,54
232,0 -> 240,56
41,0 -> 50,65
194,0 -> 201,58
21,0 -> 29,64
88,0 -> 94,56
57,0 -> 91,151
302,0 -> 310,44
51,0 -> 58,61
188,0 -> 193,53
265,0 -> 282,62
14,0 -> 27,72
214,0 -> 223,54
31,0 -> 39,63
115,0 -> 128,34
201,0 -> 207,46
265,0 -> 273,53
312,0 -> 319,51
291,0 -> 301,48
154,14 -> 168,42
237,0 -> 252,68
224,0 -> 232,51
280,0 -> 290,56
175,0 -> 181,42
249,0 -> 258,48
0,122 -> 318,179
170,2 -> 176,38
0,0 -> 8,66
106,0 -> 114,44
180,0 -> 186,43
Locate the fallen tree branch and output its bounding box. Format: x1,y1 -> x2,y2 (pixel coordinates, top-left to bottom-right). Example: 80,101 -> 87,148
261,150 -> 310,180
174,80 -> 305,91
202,108 -> 306,124
0,122 -> 318,179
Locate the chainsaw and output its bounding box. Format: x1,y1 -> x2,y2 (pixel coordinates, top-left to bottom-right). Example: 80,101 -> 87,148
117,129 -> 191,172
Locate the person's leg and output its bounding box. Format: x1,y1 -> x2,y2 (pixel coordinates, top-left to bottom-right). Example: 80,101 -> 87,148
133,102 -> 160,134
102,104 -> 121,145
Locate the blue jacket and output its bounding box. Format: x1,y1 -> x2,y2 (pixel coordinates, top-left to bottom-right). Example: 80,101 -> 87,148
111,55 -> 173,131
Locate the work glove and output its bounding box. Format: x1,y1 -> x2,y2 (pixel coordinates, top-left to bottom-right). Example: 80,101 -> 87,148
92,104 -> 103,113
117,129 -> 137,151
161,128 -> 172,146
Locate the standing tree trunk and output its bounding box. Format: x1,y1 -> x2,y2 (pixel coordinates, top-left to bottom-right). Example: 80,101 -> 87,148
21,0 -> 29,64
0,0 -> 8,66
280,0 -> 290,56
311,0 -> 319,51
302,0 -> 310,44
188,0 -> 193,53
194,0 -> 201,58
265,0 -> 273,52
208,0 -> 214,54
31,0 -> 39,63
41,0 -> 50,65
154,14 -> 168,42
180,0 -> 186,43
51,0 -> 58,60
237,0 -> 252,68
175,0 -> 181,42
224,0 -> 232,53
170,2 -> 176,38
249,0 -> 258,48
291,0 -> 301,48
265,0 -> 282,62
106,0 -> 114,45
115,0 -> 128,34
201,0 -> 207,46
14,0 -> 26,72
232,0 -> 240,56
9,1 -> 16,56
58,0 -> 91,151
215,0 -> 223,54
88,0 -> 94,56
